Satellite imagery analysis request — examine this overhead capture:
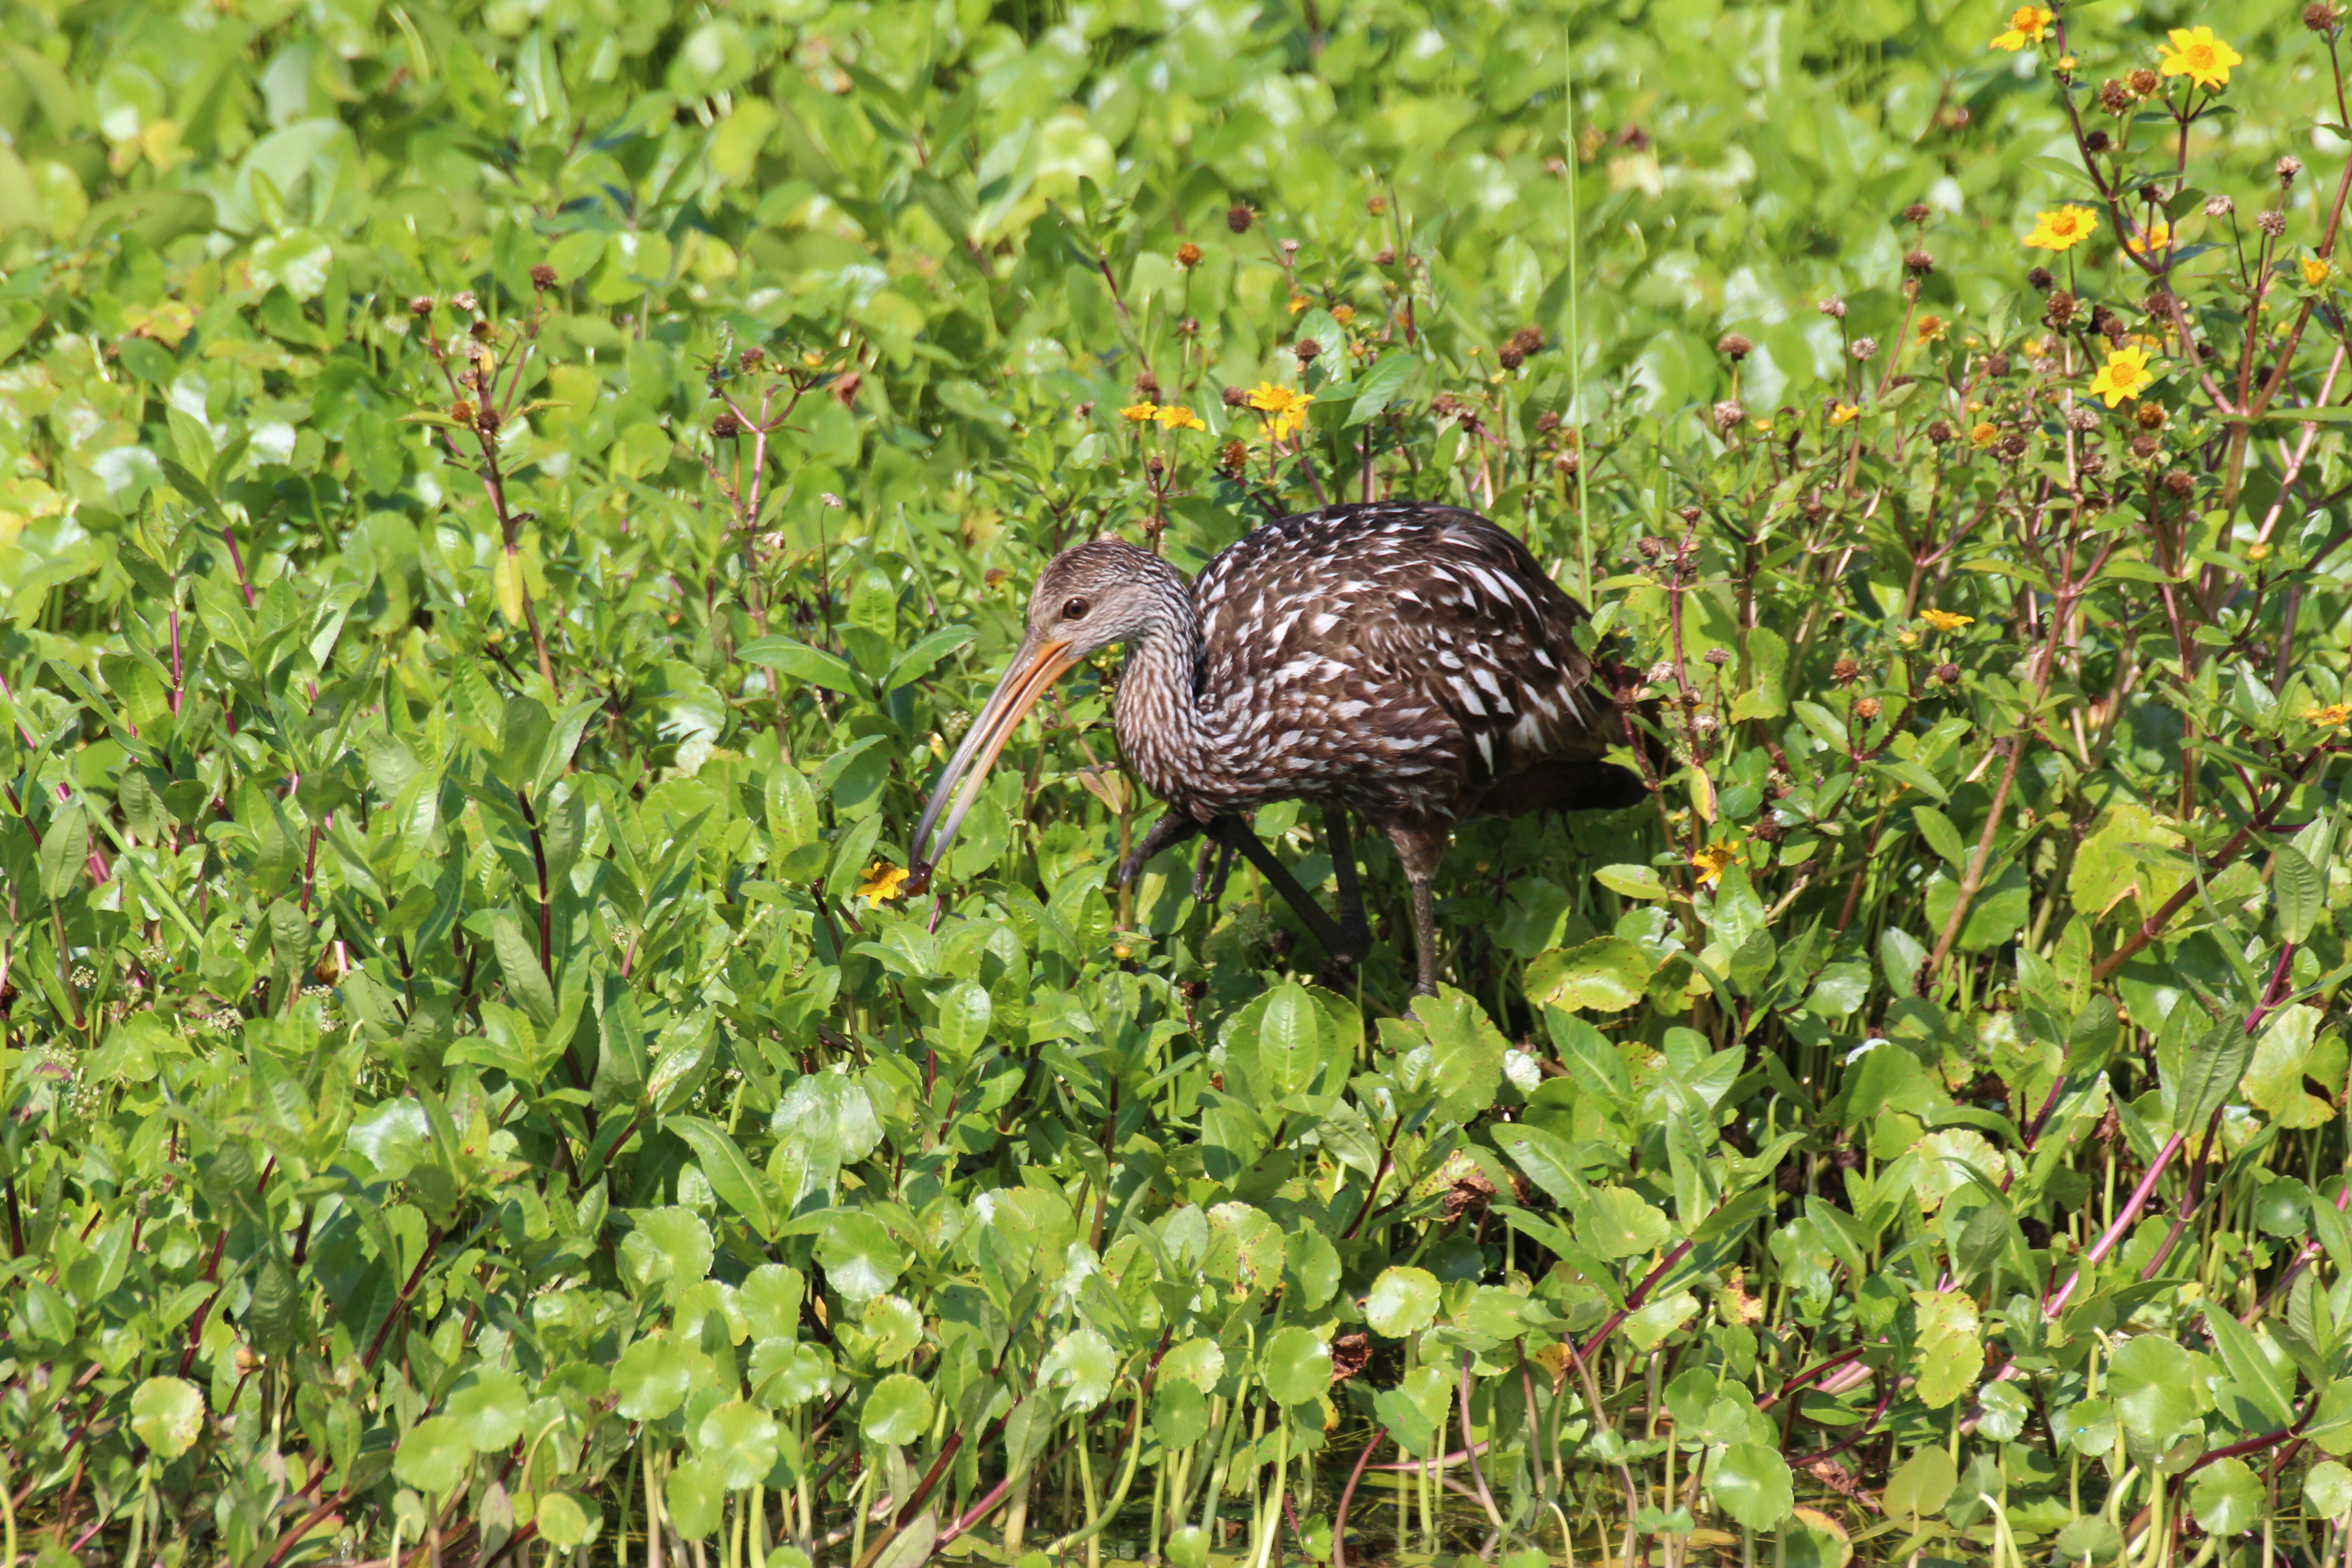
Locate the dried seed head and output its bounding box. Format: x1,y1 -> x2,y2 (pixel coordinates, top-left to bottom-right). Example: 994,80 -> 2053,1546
2098,78 -> 2133,114
450,399 -> 474,425
1497,346 -> 1524,370
1635,536 -> 1664,560
2162,468 -> 2195,497
2046,289 -> 2078,326
740,347 -> 765,369
2281,156 -> 2306,186
2129,433 -> 2160,459
2128,67 -> 2160,96
1903,202 -> 1932,224
1986,351 -> 2012,377
474,403 -> 500,434
1509,328 -> 1544,356
529,263 -> 557,291
2135,402 -> 2167,430
1851,337 -> 1879,362
1534,411 -> 1561,432
2027,266 -> 2054,292
2309,1 -> 2344,29
1677,505 -> 1703,524
469,317 -> 493,342
2260,210 -> 2289,239
1936,662 -> 1961,685
1717,332 -> 1754,361
1998,431 -> 2030,458
1294,338 -> 1320,365
1927,419 -> 1955,444
1226,203 -> 1254,234
2065,406 -> 2099,433
1713,399 -> 1747,432
1374,245 -> 1395,265
1146,453 -> 1164,478
2143,287 -> 2176,319
1818,297 -> 1848,320
711,410 -> 742,438
454,289 -> 478,313
409,295 -> 434,317
2083,130 -> 2112,153
1704,647 -> 1730,666
1221,384 -> 1249,408
1219,439 -> 1249,475
1553,451 -> 1582,476
1752,816 -> 1785,843
2205,193 -> 2235,218
1176,241 -> 1202,269
1905,249 -> 1935,275
1133,370 -> 1161,397
1854,696 -> 1883,720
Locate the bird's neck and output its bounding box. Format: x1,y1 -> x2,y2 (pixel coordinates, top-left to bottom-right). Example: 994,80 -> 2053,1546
1112,575 -> 1223,812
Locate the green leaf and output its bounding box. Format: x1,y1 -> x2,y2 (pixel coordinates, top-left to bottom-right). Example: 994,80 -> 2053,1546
2109,1333 -> 2208,1452
666,1114 -> 777,1240
665,1456 -> 727,1538
1260,1325 -> 1333,1406
393,1415 -> 472,1496
817,1210 -> 904,1302
2176,1013 -> 2257,1132
129,1377 -> 204,1459
444,1367 -> 528,1452
612,1334 -> 696,1421
1578,1187 -> 1673,1260
1593,863 -> 1670,900
2307,1460 -> 2352,1520
2191,1457 -> 2264,1536
534,1494 -> 598,1550
1039,1327 -> 1118,1412
1881,1447 -> 1955,1519
2274,843 -> 2325,942
695,1398 -> 780,1489
490,910 -> 556,1027
1525,936 -> 1652,1013
862,1372 -> 934,1445
1707,1442 -> 1793,1530
1363,1266 -> 1441,1337
739,636 -> 863,693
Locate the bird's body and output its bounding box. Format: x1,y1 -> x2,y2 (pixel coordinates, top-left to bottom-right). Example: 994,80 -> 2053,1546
910,501 -> 1647,993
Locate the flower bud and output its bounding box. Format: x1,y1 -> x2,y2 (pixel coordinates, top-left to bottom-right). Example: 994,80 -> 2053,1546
1937,662 -> 1960,685
2130,433 -> 2159,459
2135,402 -> 2167,430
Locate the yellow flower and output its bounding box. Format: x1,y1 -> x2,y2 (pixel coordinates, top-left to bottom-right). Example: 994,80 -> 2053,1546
2087,345 -> 2156,407
1921,609 -> 1975,632
1830,402 -> 1860,426
1246,382 -> 1315,440
1989,5 -> 2054,49
2056,54 -> 2076,72
1971,421 -> 1999,449
1690,841 -> 1741,887
1331,304 -> 1356,324
2160,26 -> 2241,90
1154,405 -> 1206,431
2305,256 -> 2335,287
1121,402 -> 1159,423
1898,629 -> 1921,648
2024,205 -> 2099,252
2307,703 -> 2352,727
857,862 -> 909,906
1287,294 -> 1311,314
2127,222 -> 2173,256
1752,419 -> 1774,434
1915,314 -> 1947,345
2248,541 -> 2272,562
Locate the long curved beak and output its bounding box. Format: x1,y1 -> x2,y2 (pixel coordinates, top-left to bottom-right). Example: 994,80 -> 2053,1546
906,635 -> 1080,893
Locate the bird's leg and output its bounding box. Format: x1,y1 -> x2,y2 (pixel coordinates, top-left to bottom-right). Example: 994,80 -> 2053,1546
1198,840 -> 1235,906
1119,811 -> 1201,887
1321,806 -> 1369,965
1207,816 -> 1362,965
1379,819 -> 1451,996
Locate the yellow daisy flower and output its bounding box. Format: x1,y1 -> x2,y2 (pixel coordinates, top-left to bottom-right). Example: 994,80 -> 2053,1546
2087,345 -> 2156,407
2305,256 -> 2335,287
1155,405 -> 1206,431
1829,402 -> 1861,426
2306,703 -> 2352,727
2160,26 -> 2242,90
1246,382 -> 1315,440
1121,402 -> 1159,423
1921,609 -> 1974,632
1970,421 -> 1999,449
1989,5 -> 2055,50
1915,314 -> 1948,345
1690,841 -> 1741,887
2024,206 -> 2100,253
2127,222 -> 2173,256
857,862 -> 909,906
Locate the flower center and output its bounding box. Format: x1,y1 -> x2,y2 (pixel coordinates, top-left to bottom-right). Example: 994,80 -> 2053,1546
2187,44 -> 2214,69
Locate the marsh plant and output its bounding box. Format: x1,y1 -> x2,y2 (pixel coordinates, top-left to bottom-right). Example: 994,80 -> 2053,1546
8,0 -> 2352,1565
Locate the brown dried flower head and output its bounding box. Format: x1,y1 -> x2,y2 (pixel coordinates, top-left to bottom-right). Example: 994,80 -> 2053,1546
1534,411 -> 1562,433
2046,289 -> 2078,326
474,403 -> 501,434
2205,194 -> 2235,218
2162,468 -> 2195,497
1221,384 -> 1249,408
2097,79 -> 2133,114
1903,202 -> 1932,224
1986,351 -> 2012,377
2129,433 -> 2160,460
470,318 -> 493,342
1926,419 -> 1955,444
1937,662 -> 1961,686
1219,439 -> 1249,475
711,410 -> 743,438
2260,210 -> 2289,239
1854,696 -> 1883,720
409,295 -> 434,317
2083,130 -> 2112,154
2309,0 -> 2344,30
1175,242 -> 1202,269
451,399 -> 474,425
2128,67 -> 2161,96
1998,431 -> 2030,458
1831,657 -> 1861,686
1133,370 -> 1161,397
453,289 -> 478,313
529,263 -> 557,291
1851,337 -> 1879,362
740,347 -> 765,369
1818,297 -> 1848,320
1637,536 -> 1665,560
2135,402 -> 2167,430
2281,156 -> 2306,186
1294,339 -> 1320,365
1374,245 -> 1395,265
1704,647 -> 1730,667
1497,346 -> 1524,370
1226,204 -> 1254,234
1717,332 -> 1754,361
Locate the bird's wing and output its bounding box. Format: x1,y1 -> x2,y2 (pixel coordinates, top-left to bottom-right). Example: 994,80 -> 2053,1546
1193,505 -> 1609,796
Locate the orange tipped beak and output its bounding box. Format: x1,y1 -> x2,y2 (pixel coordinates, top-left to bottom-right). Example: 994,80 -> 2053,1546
906,637 -> 1080,892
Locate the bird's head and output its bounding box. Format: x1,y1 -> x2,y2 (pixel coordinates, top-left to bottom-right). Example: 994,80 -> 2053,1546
906,540 -> 1179,892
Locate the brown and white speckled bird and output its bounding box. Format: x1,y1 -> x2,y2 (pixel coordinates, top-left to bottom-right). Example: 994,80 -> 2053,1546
907,501 -> 1649,994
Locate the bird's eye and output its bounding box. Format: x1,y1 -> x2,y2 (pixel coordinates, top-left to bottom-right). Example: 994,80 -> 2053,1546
1061,597 -> 1089,620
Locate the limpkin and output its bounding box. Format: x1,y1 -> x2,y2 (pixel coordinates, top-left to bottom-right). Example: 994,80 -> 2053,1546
907,502 -> 1648,995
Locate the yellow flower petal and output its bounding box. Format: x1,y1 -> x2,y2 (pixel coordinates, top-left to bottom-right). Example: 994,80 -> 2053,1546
857,862 -> 909,906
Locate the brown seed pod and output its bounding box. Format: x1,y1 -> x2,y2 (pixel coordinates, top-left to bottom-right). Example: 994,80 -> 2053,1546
1226,203 -> 1254,233
1175,241 -> 1202,268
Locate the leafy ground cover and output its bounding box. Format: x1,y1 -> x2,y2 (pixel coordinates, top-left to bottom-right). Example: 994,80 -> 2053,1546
6,0 -> 2352,1563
